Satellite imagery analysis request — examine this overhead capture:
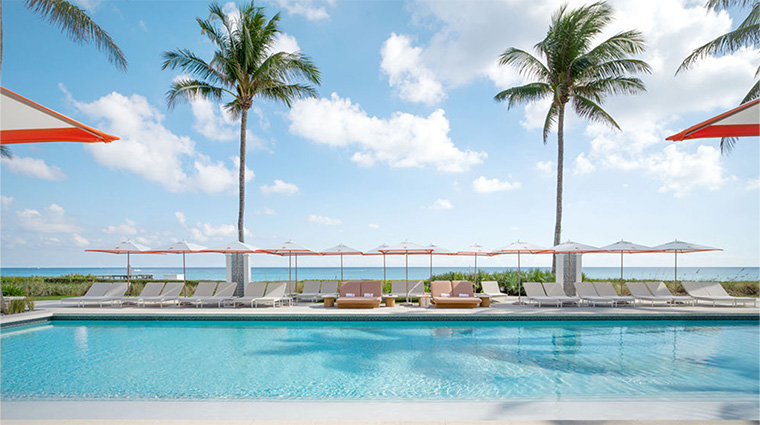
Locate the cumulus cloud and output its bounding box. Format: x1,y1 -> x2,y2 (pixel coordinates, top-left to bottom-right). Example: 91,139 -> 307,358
426,199 -> 453,210
536,161 -> 555,177
17,204 -> 82,233
272,0 -> 334,21
368,223 -> 380,229
288,93 -> 485,172
103,218 -> 138,235
175,211 -> 240,242
254,208 -> 277,215
1,156 -> 67,181
472,176 -> 522,193
573,153 -> 594,176
308,214 -> 342,225
72,233 -> 89,247
747,178 -> 760,190
1,196 -> 14,209
260,179 -> 299,195
648,145 -> 733,197
381,33 -> 445,104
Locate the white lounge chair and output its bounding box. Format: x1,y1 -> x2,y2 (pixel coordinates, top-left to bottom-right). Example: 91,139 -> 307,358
254,281 -> 291,307
296,280 -> 321,303
523,282 -> 563,307
574,282 -> 616,306
480,281 -> 508,302
592,282 -> 635,306
626,282 -> 671,306
542,282 -> 581,306
180,281 -> 218,306
230,282 -> 268,307
137,282 -> 184,307
644,281 -> 695,305
386,280 -> 424,299
120,282 -> 165,306
683,281 -> 757,307
61,282 -> 112,307
79,282 -> 129,307
192,281 -> 237,307
408,280 -> 425,298
318,281 -> 339,299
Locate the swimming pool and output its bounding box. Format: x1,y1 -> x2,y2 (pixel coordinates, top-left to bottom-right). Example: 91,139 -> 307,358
1,320 -> 757,401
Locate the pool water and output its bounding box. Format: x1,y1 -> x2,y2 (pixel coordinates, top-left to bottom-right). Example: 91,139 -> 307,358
1,320 -> 758,401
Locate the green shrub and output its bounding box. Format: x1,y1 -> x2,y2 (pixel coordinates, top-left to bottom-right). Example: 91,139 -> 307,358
429,269 -> 555,295
2,284 -> 25,296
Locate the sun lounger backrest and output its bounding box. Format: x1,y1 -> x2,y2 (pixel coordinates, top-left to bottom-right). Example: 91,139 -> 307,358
104,282 -> 129,297
682,281 -> 710,296
301,280 -> 321,294
481,281 -> 501,295
360,281 -> 382,297
160,282 -> 184,297
451,281 -> 474,297
431,281 -> 452,297
592,282 -> 618,297
523,282 -> 546,297
644,281 -> 672,297
264,281 -> 287,297
390,281 -> 408,295
245,282 -> 267,298
702,281 -> 730,297
320,281 -> 338,295
408,280 -> 425,296
340,281 -> 362,297
84,282 -> 112,297
544,282 -> 570,297
214,282 -> 237,297
140,282 -> 165,297
192,281 -> 218,297
626,282 -> 653,297
574,282 -> 598,297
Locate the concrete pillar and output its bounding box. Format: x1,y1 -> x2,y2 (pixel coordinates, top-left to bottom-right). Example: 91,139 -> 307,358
556,253 -> 582,296
226,253 -> 251,297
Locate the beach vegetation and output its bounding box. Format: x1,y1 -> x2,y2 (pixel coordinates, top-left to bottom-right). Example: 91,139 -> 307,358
430,269 -> 556,295
494,1 -> 650,272
1,284 -> 25,296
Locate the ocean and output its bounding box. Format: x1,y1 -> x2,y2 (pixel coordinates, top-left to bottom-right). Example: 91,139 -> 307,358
1,266 -> 758,282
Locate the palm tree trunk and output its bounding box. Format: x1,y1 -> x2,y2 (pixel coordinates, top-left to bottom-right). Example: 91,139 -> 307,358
238,108 -> 247,243
552,104 -> 565,275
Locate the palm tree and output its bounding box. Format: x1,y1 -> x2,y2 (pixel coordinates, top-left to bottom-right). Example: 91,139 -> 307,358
1,145 -> 11,159
0,0 -> 127,75
162,2 -> 320,242
494,1 -> 650,272
677,0 -> 759,152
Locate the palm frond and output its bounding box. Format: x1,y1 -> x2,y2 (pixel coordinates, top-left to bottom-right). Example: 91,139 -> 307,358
575,76 -> 647,101
581,58 -> 652,80
161,49 -> 225,85
25,0 -> 127,71
498,48 -> 551,83
571,95 -> 620,129
0,146 -> 12,159
741,78 -> 760,102
165,78 -> 227,109
585,30 -> 647,63
738,2 -> 760,28
720,136 -> 738,153
706,0 -> 756,11
677,24 -> 760,73
259,83 -> 319,108
494,82 -> 553,109
542,102 -> 559,144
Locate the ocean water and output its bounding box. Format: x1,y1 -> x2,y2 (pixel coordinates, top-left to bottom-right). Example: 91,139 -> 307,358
1,320 -> 757,401
1,266 -> 758,282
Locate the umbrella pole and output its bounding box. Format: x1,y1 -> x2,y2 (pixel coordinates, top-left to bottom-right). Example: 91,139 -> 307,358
340,254 -> 343,281
295,254 -> 298,295
383,254 -> 386,282
517,252 -> 522,304
620,251 -> 624,282
674,251 -> 678,284
127,252 -> 131,296
183,252 -> 187,297
405,252 -> 409,303
429,253 -> 433,281
288,254 -> 292,294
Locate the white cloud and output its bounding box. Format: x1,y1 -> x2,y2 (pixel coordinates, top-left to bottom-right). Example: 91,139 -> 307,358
175,211 -> 240,242
426,199 -> 453,210
648,145 -> 733,197
573,153 -> 594,176
368,223 -> 380,229
260,179 -> 299,196
189,97 -> 238,141
17,204 -> 82,233
536,160 -> 555,177
747,178 -> 760,190
71,0 -> 102,11
103,218 -> 138,235
270,33 -> 301,54
254,208 -> 277,215
1,196 -> 14,209
308,214 -> 342,225
138,20 -> 148,32
72,234 -> 89,247
1,234 -> 27,248
472,176 -> 522,193
381,33 -> 445,105
288,93 -> 486,172
175,211 -> 187,226
272,0 -> 334,21
1,156 -> 67,181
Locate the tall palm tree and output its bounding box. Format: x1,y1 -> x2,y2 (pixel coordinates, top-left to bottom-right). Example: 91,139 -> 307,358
0,0 -> 127,75
677,0 -> 759,152
494,1 -> 650,272
162,2 -> 320,243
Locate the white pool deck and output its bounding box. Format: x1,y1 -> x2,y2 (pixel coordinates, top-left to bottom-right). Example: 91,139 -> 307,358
1,297 -> 758,424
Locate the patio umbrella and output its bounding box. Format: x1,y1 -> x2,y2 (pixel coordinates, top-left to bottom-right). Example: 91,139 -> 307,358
457,243 -> 491,277
424,244 -> 454,281
260,241 -> 320,294
1,87 -> 119,145
600,240 -> 654,282
667,98 -> 759,141
490,241 -> 550,304
148,241 -> 207,284
201,241 -> 261,296
649,240 -> 722,283
85,240 -> 152,289
549,241 -> 604,254
364,243 -> 390,281
321,243 -> 362,281
380,241 -> 432,302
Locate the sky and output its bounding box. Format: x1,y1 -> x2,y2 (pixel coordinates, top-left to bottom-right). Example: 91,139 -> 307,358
1,0 -> 758,270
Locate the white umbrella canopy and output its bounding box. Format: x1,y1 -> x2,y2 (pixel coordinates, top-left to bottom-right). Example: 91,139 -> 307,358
380,241 -> 432,302
321,243 -> 362,280
364,243 -> 391,281
600,240 -> 654,282
650,239 -> 722,283
491,240 -> 550,303
202,240 -> 260,253
457,243 -> 491,277
149,241 -> 208,283
550,241 -> 603,254
261,241 -> 320,293
85,240 -> 152,283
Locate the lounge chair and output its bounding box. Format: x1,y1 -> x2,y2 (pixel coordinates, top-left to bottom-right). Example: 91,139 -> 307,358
318,281 -> 339,300
480,281 -> 508,302
542,282 -> 581,306
60,282 -> 112,307
431,280 -> 480,308
522,282 -> 565,307
230,282 -> 268,307
574,282 -> 616,307
408,280 -> 425,298
682,281 -> 757,307
120,282 -> 165,306
254,281 -> 291,307
644,281 -> 695,306
591,282 -> 635,306
192,281 -> 237,307
179,281 -> 218,306
137,281 -> 184,307
386,280 -> 424,299
626,282 -> 673,306
296,280 -> 321,303
336,281 -> 382,308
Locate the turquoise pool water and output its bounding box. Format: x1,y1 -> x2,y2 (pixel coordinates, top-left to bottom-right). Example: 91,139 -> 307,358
1,320 -> 758,401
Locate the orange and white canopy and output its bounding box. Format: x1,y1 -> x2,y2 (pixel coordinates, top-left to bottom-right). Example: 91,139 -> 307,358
667,98 -> 759,141
0,86 -> 118,145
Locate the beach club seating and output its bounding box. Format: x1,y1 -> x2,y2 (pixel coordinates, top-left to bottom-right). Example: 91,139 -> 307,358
120,282 -> 165,306
626,282 -> 675,306
60,282 -> 112,307
318,281 -> 339,299
255,281 -> 292,307
523,282 -> 564,307
192,281 -> 237,308
386,280 -> 425,299
591,282 -> 635,306
137,281 -> 184,307
336,281 -> 382,308
430,280 -> 480,308
179,281 -> 218,306
574,282 -> 616,307
231,282 -> 269,307
643,281 -> 695,306
542,282 -> 581,306
682,281 -> 757,307
480,281 -> 508,302
296,280 -> 322,303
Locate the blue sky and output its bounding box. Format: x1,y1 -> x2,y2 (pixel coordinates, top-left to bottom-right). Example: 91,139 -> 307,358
1,0 -> 758,270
